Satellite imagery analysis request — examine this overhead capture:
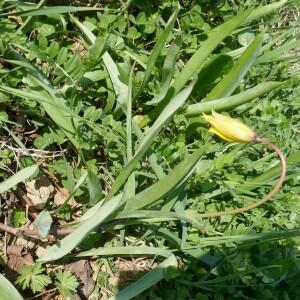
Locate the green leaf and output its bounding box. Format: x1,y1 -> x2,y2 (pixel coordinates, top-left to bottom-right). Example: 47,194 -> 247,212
126,27 -> 141,39
54,269 -> 79,296
39,24 -> 55,37
1,6 -> 110,17
38,193 -> 123,262
238,28 -> 255,47
16,263 -> 52,294
110,210 -> 204,231
140,8 -> 253,127
87,169 -> 103,205
33,210 -> 53,238
38,36 -> 47,51
185,81 -> 284,117
47,41 -> 60,58
242,0 -> 288,25
105,84 -> 195,202
108,255 -> 178,300
0,273 -> 23,300
12,208 -> 26,228
17,0 -> 47,34
119,143 -> 210,212
69,15 -> 129,119
204,32 -> 264,101
56,47 -> 68,65
135,4 -> 179,100
147,34 -> 182,105
0,165 -> 38,193
0,43 -> 81,149
76,245 -> 172,258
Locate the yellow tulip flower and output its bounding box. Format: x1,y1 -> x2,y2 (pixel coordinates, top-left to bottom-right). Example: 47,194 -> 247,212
202,109 -> 257,143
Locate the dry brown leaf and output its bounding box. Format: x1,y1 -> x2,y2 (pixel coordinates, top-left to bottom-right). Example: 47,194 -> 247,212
25,173 -> 54,210
53,186 -> 77,207
6,245 -> 34,282
65,259 -> 95,299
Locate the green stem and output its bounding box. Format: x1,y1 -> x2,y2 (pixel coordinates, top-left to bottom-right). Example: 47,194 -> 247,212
194,138 -> 286,219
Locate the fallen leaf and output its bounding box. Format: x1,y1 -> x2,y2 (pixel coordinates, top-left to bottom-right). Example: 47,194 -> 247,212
65,259 -> 95,299
26,173 -> 54,210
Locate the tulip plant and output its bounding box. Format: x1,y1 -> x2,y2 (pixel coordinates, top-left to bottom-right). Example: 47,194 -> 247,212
0,1 -> 298,299
199,109 -> 286,219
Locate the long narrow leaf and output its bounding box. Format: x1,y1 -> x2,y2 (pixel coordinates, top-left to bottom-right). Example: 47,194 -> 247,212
38,193 -> 123,262
75,246 -> 172,259
242,0 -> 288,25
1,45 -> 80,148
0,273 -> 23,300
111,210 -> 204,231
255,39 -> 300,64
70,15 -> 129,119
109,255 -> 178,300
0,165 -> 38,193
147,35 -> 182,105
135,4 -> 179,99
105,84 -> 195,202
204,32 -> 264,101
0,6 -> 110,17
139,9 -> 253,127
118,143 -> 209,212
18,0 -> 46,34
185,81 -> 284,117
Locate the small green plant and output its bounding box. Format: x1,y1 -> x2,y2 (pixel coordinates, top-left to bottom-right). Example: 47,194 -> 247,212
16,263 -> 52,294
54,269 -> 80,297
16,263 -> 79,296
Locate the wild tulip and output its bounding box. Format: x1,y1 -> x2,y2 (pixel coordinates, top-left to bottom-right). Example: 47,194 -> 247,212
202,109 -> 257,143
195,109 -> 287,220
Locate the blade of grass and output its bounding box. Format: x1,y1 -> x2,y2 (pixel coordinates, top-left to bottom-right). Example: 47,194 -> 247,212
116,143 -> 210,212
248,150 -> 300,185
75,246 -> 172,259
111,209 -> 204,231
108,255 -> 178,300
139,8 -> 253,127
242,0 -> 288,25
17,0 -> 46,34
69,15 -> 129,119
185,81 -> 284,117
134,4 -> 180,100
158,227 -> 220,266
204,32 -> 264,101
0,165 -> 38,193
38,193 -> 123,263
105,84 -> 195,202
124,64 -> 135,199
132,120 -> 166,180
0,6 -> 111,17
147,34 -> 182,105
1,44 -> 81,148
255,39 -> 300,64
182,228 -> 300,249
174,188 -> 189,248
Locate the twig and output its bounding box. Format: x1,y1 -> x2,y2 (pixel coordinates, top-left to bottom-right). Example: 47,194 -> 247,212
0,140 -> 66,159
0,219 -> 123,240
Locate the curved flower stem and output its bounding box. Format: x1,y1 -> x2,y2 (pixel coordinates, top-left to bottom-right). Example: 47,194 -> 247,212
194,138 -> 287,219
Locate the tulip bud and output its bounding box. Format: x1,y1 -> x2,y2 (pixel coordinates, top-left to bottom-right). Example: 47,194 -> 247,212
202,109 -> 257,143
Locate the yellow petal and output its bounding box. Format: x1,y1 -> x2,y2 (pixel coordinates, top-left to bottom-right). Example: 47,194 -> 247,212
203,109 -> 257,143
